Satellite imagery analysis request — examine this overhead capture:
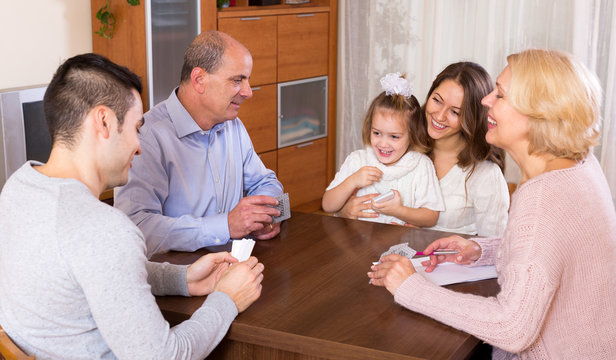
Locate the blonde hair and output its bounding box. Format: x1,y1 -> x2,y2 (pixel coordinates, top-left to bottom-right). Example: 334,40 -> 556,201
506,49 -> 602,160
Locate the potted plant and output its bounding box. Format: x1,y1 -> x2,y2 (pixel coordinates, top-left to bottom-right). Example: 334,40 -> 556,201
94,0 -> 140,39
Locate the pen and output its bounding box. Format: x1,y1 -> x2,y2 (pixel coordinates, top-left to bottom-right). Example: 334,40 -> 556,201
415,250 -> 459,256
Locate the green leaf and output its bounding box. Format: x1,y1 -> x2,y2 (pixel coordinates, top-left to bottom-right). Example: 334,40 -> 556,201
127,0 -> 140,5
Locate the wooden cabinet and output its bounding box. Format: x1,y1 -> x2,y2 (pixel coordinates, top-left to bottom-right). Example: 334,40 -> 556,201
90,0 -> 148,108
278,13 -> 329,82
237,84 -> 277,153
277,138 -> 327,207
214,1 -> 337,209
92,0 -> 337,210
218,16 -> 277,86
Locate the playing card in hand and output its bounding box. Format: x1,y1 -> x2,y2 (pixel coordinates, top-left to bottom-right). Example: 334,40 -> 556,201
370,243 -> 418,284
378,243 -> 418,262
271,193 -> 291,223
231,238 -> 256,262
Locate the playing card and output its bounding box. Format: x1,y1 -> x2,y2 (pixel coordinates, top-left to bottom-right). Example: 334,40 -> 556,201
231,238 -> 255,262
271,193 -> 291,223
373,189 -> 394,203
379,243 -> 417,261
371,243 -> 417,284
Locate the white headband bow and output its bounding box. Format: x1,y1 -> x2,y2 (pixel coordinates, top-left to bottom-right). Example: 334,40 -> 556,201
380,72 -> 412,98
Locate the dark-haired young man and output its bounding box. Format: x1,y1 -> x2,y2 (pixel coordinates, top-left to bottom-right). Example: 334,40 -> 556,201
0,53 -> 264,359
114,31 -> 283,258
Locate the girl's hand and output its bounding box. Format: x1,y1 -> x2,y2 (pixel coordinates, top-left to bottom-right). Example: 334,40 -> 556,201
337,189 -> 379,219
419,235 -> 482,272
371,189 -> 402,216
350,166 -> 383,188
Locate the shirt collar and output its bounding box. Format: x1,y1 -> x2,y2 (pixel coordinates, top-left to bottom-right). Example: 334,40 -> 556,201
165,87 -> 229,138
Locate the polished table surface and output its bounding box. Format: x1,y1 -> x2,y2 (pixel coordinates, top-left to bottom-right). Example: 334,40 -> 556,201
153,212 -> 499,360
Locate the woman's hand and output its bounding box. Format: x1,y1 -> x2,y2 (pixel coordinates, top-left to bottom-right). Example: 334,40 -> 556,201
186,252 -> 236,296
420,235 -> 482,272
367,254 -> 416,295
350,166 -> 383,188
337,189 -> 379,219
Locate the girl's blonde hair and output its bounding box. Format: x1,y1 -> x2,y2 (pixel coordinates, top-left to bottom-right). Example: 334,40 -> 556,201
507,49 -> 602,160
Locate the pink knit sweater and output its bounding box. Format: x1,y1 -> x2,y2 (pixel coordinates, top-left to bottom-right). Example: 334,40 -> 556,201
394,155 -> 616,359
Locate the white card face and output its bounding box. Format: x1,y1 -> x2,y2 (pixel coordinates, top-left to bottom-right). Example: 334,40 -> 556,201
373,189 -> 394,203
272,193 -> 291,223
231,238 -> 255,262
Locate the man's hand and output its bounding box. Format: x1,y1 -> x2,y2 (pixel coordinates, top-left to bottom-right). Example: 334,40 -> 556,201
228,195 -> 280,239
336,189 -> 379,219
186,252 -> 236,296
251,222 -> 280,240
214,256 -> 264,312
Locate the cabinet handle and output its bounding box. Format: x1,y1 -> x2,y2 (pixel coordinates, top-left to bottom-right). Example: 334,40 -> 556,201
251,87 -> 261,91
296,141 -> 314,148
241,17 -> 261,21
297,14 -> 315,18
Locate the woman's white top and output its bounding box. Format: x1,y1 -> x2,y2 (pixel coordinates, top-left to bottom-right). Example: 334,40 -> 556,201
428,160 -> 509,237
327,147 -> 444,225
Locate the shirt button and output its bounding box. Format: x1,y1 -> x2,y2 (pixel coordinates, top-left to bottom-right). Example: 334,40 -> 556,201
200,131 -> 205,135
215,238 -> 221,244
215,178 -> 219,183
218,209 -> 221,213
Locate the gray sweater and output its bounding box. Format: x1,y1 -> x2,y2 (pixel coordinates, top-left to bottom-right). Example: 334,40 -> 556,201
0,162 -> 238,359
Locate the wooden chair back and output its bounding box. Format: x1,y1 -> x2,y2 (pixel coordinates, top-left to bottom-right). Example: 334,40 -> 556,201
0,325 -> 34,360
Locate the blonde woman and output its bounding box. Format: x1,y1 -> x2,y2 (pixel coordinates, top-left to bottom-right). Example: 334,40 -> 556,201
369,49 -> 616,359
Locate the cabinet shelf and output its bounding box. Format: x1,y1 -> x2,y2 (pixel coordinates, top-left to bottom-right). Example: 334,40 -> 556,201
217,5 -> 329,18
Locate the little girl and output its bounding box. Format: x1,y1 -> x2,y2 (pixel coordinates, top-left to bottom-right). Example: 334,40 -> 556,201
322,73 -> 444,226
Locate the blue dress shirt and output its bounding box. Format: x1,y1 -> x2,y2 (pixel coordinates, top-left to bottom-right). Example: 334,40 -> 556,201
114,88 -> 283,257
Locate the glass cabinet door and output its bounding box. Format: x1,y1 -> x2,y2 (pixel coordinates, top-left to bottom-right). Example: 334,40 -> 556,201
278,76 -> 328,148
146,0 -> 200,108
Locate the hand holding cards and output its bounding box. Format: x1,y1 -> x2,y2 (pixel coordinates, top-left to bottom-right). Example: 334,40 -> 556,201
373,190 -> 394,203
369,243 -> 417,284
271,193 -> 291,223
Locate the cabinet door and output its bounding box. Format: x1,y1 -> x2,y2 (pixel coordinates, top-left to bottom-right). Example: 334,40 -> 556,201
238,84 -> 277,153
219,16 -> 277,86
278,13 -> 328,82
259,150 -> 277,173
148,0 -> 200,107
277,138 -> 327,207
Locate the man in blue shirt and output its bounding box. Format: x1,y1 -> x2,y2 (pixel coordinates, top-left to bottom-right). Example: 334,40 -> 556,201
115,31 -> 283,258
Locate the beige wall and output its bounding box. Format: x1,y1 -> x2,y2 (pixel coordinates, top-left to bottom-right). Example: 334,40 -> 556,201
0,1 -> 92,90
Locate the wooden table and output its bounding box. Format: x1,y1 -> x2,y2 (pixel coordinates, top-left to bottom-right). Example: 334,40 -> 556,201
153,212 -> 499,360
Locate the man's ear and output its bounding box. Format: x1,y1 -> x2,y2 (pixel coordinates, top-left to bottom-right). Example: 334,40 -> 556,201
91,105 -> 112,139
191,67 -> 208,94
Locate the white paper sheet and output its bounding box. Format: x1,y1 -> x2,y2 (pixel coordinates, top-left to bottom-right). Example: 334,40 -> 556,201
411,256 -> 497,286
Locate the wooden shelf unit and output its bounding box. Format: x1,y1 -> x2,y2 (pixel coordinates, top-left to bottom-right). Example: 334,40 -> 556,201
213,0 -> 337,209
91,0 -> 337,209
